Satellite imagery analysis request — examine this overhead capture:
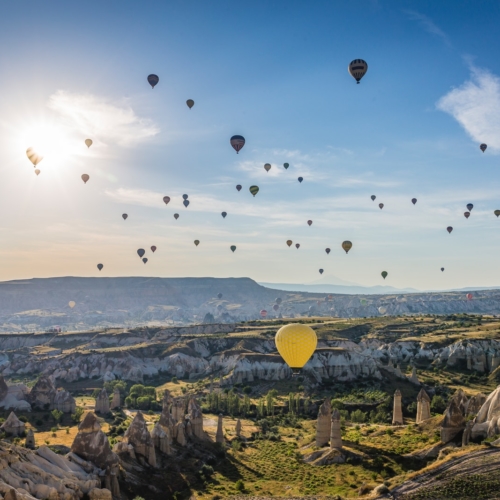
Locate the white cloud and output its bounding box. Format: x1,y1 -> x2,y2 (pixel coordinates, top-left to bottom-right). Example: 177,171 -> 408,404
437,68 -> 500,152
404,10 -> 451,47
48,91 -> 159,147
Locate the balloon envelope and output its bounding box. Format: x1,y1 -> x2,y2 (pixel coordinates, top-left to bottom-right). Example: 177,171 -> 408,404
249,185 -> 259,197
264,163 -> 271,172
275,297 -> 282,304
348,59 -> 368,83
447,226 -> 453,233
137,249 -> 145,258
230,245 -> 236,252
371,195 -> 376,201
273,304 -> 279,311
342,241 -> 353,254
236,185 -> 242,192
378,306 -> 387,314
286,240 -> 293,247
163,196 -> 171,205
298,177 -> 303,183
217,293 -> 223,299
147,74 -> 159,88
68,301 -> 76,308
319,269 -> 324,274
34,169 -> 40,176
230,135 -> 245,154
174,213 -> 179,220
142,258 -> 148,264
221,212 -> 227,218
467,203 -> 473,211
182,194 -> 188,200
283,163 -> 289,169
441,267 -> 445,272
325,248 -> 331,254
194,240 -> 200,246
495,210 -> 500,217
467,293 -> 473,300
307,220 -> 312,226
151,246 -> 157,253
381,271 -> 388,279
183,200 -> 190,208
81,174 -> 89,184
295,243 -> 300,249
464,212 -> 470,219
275,323 -> 317,371
260,310 -> 268,318
122,214 -> 128,220
85,139 -> 93,148
480,143 -> 487,152
379,203 -> 384,209
186,99 -> 194,109
412,198 -> 417,205
26,147 -> 43,166
97,264 -> 103,271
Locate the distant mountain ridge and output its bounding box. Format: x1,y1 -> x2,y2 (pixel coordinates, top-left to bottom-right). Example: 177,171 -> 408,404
259,282 -> 419,295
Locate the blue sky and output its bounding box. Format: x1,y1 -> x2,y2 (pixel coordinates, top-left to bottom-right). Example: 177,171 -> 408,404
1,0 -> 500,290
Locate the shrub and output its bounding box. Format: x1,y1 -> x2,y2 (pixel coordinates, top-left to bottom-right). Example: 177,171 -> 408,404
51,409 -> 63,424
71,407 -> 84,424
234,479 -> 245,492
171,376 -> 178,383
431,395 -> 447,414
243,386 -> 252,394
18,416 -> 28,423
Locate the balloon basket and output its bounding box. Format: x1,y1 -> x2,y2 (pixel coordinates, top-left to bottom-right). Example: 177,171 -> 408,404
291,369 -> 301,376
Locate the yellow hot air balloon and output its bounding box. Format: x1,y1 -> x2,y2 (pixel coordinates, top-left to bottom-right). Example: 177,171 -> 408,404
26,147 -> 43,166
85,139 -> 93,148
275,323 -> 317,373
68,301 -> 76,308
341,241 -> 352,254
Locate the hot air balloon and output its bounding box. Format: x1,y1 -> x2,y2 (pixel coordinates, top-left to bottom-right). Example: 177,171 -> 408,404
307,220 -> 312,226
441,267 -> 445,272
378,306 -> 387,314
260,310 -> 268,318
122,214 -> 128,220
467,203 -> 473,211
447,226 -> 453,234
147,74 -> 159,88
34,169 -> 40,176
381,271 -> 388,280
236,185 -> 242,192
97,264 -> 103,271
275,323 -> 317,373
379,203 -> 384,209
371,195 -> 376,201
81,174 -> 89,184
286,240 -> 293,247
85,139 -> 93,148
348,59 -> 368,84
295,243 -> 300,249
273,304 -> 279,311
495,210 -> 500,217
151,246 -> 157,253
217,304 -> 223,311
183,200 -> 190,208
283,163 -> 289,169
276,298 -> 282,304
217,293 -> 223,299
142,258 -> 148,264
230,245 -> 236,253
182,194 -> 188,200
480,143 -> 487,152
264,163 -> 271,172
194,240 -> 200,246
163,196 -> 171,205
68,301 -> 76,308
221,212 -> 227,218
467,293 -> 473,300
186,99 -> 194,109
137,249 -> 145,258
174,213 -> 179,220
342,241 -> 353,254
26,147 -> 43,166
298,177 -> 303,183
319,269 -> 324,274
230,135 -> 245,154
249,185 -> 259,197
464,212 -> 470,219
325,248 -> 331,254
412,198 -> 417,205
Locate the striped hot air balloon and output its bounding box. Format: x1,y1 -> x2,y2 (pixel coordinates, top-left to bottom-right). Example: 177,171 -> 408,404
249,185 -> 259,197
230,135 -> 245,153
348,59 -> 368,84
342,241 -> 352,254
26,147 -> 43,166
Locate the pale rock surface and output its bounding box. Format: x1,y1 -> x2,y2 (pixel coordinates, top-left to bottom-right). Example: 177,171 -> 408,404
188,397 -> 204,439
0,412 -> 25,436
315,399 -> 331,447
110,388 -> 121,410
216,414 -> 224,444
416,389 -> 431,424
472,384 -> 500,439
151,422 -> 171,454
392,389 -> 403,425
25,429 -> 35,449
441,399 -> 465,443
174,421 -> 187,446
235,419 -> 242,438
94,389 -> 110,414
171,397 -> 185,423
330,409 -> 342,450
124,411 -> 156,466
408,366 -> 420,385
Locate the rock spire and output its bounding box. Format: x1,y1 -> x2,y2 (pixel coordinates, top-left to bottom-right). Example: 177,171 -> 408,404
330,409 -> 342,450
95,388 -> 110,415
416,388 -> 431,423
316,398 -> 332,447
392,389 -> 403,425
216,414 -> 224,444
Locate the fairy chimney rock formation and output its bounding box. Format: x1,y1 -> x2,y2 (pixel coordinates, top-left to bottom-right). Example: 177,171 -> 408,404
25,428 -> 35,449
416,389 -> 431,424
124,411 -> 156,467
392,389 -> 403,425
95,389 -> 110,415
28,376 -> 75,412
162,389 -> 172,411
472,385 -> 500,439
216,414 -> 224,444
0,375 -> 9,401
330,409 -> 343,450
110,388 -> 121,410
174,421 -> 187,446
462,420 -> 473,446
188,397 -> 205,439
0,412 -> 25,436
171,397 -> 185,423
71,412 -> 119,468
316,398 -> 332,447
151,422 -> 171,454
441,398 -> 466,443
53,389 -> 76,413
235,419 -> 242,438
408,366 -> 420,385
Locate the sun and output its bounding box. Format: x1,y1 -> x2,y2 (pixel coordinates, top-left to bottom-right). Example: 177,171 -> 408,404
19,118 -> 81,170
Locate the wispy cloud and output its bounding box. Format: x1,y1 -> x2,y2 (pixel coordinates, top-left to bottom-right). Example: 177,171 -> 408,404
404,10 -> 451,47
437,67 -> 500,152
48,91 -> 159,147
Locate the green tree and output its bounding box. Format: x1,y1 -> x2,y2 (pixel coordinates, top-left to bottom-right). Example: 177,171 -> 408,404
350,409 -> 367,423
129,384 -> 145,398
51,409 -> 63,424
71,407 -> 84,424
431,395 -> 447,414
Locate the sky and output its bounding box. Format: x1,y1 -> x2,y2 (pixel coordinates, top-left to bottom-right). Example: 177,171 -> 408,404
1,0 -> 500,290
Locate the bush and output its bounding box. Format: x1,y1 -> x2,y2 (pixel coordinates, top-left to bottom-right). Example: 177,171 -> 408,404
171,376 -> 178,383
431,395 -> 447,414
18,416 -> 28,423
71,407 -> 84,424
234,479 -> 245,492
243,386 -> 252,394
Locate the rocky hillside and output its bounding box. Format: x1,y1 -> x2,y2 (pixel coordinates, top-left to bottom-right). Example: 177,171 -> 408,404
1,277 -> 500,332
